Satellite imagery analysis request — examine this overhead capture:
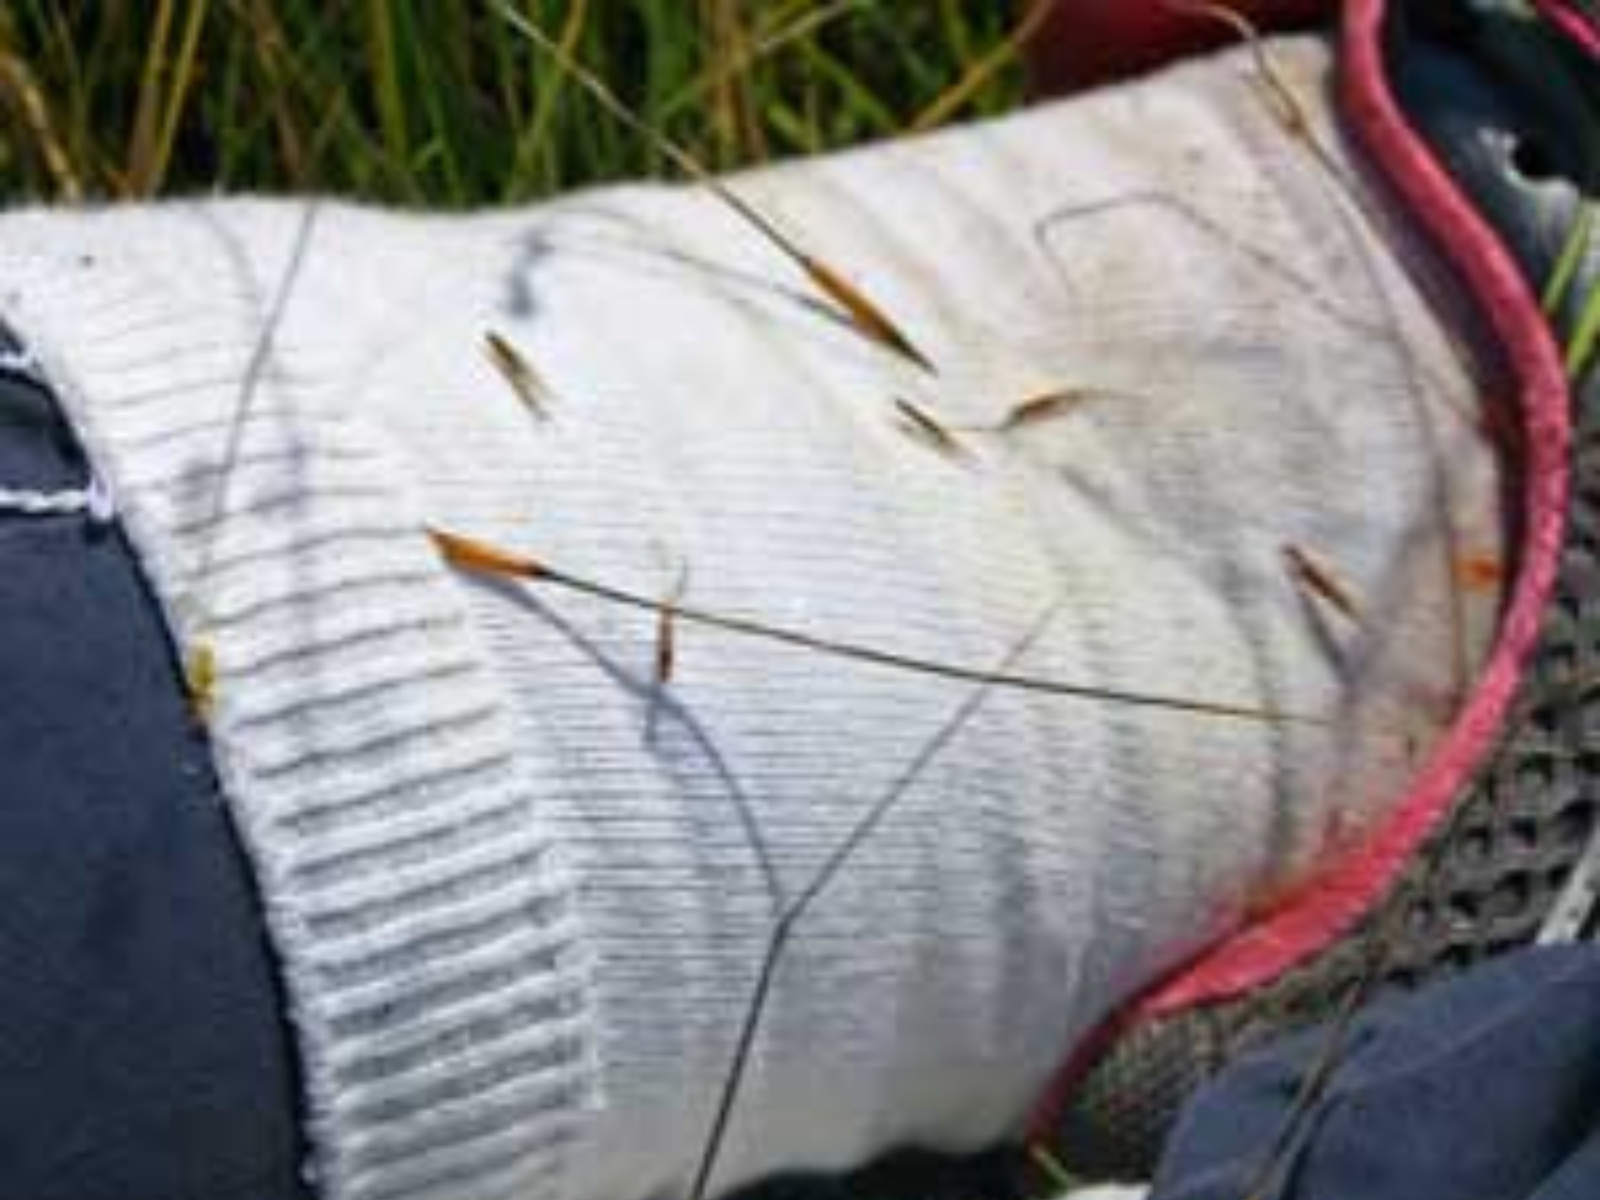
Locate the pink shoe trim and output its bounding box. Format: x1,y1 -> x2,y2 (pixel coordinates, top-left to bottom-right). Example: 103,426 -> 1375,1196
1031,0 -> 1573,1139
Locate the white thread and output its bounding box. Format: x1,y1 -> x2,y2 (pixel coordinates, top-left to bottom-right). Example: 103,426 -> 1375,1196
0,330 -> 119,522
0,343 -> 41,381
1,330 -> 117,523
85,472 -> 117,523
1538,821 -> 1600,943
0,477 -> 114,521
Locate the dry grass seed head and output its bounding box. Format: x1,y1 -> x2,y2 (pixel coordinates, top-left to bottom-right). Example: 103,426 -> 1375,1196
1283,542 -> 1363,626
996,387 -> 1094,432
185,641 -> 218,725
484,329 -> 555,419
491,0 -> 935,374
656,563 -> 690,685
893,396 -> 971,461
1165,0 -> 1311,137
429,526 -> 550,580
429,525 -> 1339,731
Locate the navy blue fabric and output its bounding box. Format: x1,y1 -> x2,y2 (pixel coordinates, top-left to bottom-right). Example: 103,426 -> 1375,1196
0,343 -> 310,1200
1151,946 -> 1600,1200
1394,2 -> 1600,291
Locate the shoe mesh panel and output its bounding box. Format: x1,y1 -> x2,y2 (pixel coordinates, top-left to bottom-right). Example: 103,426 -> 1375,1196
1053,364 -> 1600,1182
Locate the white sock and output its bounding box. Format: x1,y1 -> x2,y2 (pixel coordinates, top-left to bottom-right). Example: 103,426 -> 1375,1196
0,37 -> 1501,1200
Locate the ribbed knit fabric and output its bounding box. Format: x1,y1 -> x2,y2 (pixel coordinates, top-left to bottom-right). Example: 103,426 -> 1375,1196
0,226 -> 594,1200
0,39 -> 1501,1200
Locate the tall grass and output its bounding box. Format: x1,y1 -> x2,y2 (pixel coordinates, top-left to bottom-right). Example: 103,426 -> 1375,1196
0,1 -> 1030,205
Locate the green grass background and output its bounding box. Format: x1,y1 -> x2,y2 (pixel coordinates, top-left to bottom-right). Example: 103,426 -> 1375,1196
0,1 -> 1032,206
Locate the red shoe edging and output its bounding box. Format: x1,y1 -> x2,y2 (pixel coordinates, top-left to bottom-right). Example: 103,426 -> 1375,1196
1030,0 -> 1572,1144
1532,1 -> 1600,58
1029,0 -> 1333,95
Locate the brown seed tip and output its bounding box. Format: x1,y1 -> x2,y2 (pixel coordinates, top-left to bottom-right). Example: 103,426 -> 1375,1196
1284,543 -> 1362,625
1455,552 -> 1506,593
655,565 -> 690,685
997,388 -> 1091,432
893,397 -> 971,461
429,526 -> 548,580
801,255 -> 935,373
484,330 -> 554,419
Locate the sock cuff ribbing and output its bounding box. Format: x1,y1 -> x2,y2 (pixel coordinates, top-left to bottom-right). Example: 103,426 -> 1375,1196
0,209 -> 594,1200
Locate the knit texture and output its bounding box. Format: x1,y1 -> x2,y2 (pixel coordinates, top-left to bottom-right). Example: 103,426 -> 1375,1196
0,39 -> 1501,1200
0,228 -> 595,1199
